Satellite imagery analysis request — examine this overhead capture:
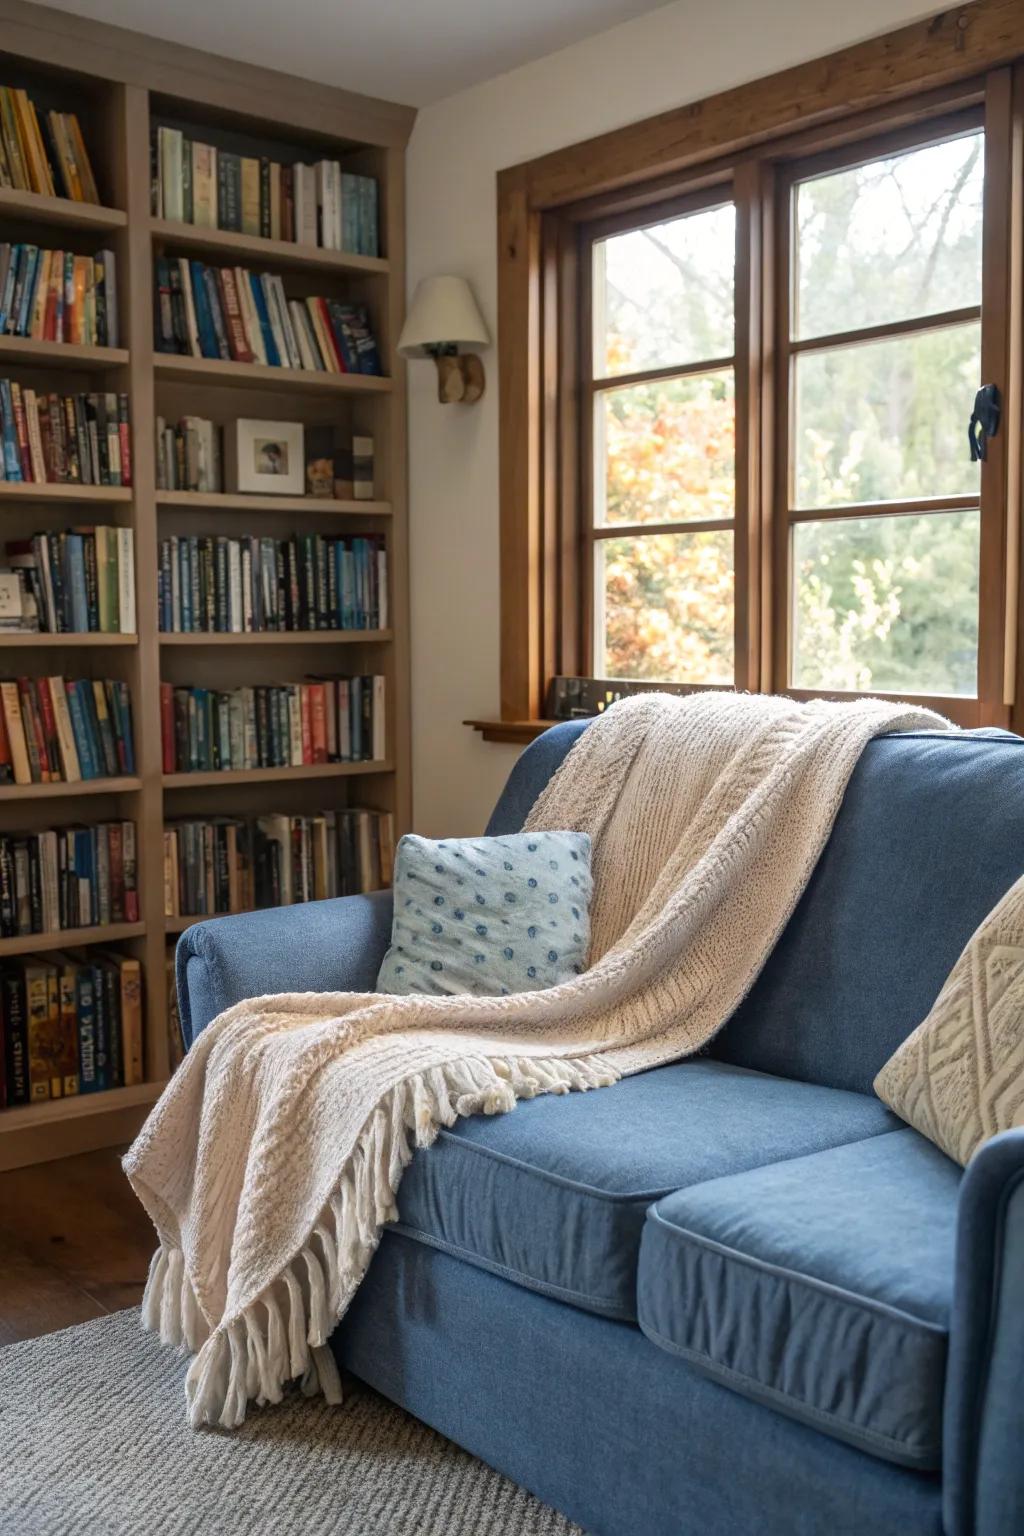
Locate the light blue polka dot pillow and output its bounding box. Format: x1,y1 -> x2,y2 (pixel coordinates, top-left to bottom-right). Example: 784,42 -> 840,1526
376,830 -> 593,997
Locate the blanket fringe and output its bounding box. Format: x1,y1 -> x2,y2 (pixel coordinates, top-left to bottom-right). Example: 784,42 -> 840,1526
140,1051 -> 616,1429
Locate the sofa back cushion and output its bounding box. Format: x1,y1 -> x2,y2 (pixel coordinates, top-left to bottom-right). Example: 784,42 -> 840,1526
488,721 -> 1024,1094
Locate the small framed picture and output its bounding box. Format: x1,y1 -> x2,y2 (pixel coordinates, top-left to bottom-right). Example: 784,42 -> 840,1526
225,418 -> 306,496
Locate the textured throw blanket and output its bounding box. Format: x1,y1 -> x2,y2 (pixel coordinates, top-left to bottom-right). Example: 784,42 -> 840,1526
126,690 -> 948,1428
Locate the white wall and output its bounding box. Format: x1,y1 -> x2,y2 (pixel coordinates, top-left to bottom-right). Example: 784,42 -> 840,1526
404,0 -> 942,836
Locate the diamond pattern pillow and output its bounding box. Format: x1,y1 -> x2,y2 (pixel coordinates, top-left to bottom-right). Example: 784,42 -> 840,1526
874,873 -> 1024,1166
376,830 -> 593,998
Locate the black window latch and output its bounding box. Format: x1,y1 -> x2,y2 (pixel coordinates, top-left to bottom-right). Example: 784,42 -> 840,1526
969,384 -> 1000,462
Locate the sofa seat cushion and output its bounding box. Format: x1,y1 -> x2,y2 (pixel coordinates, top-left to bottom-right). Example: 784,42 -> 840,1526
637,1128 -> 960,1470
395,1058 -> 899,1322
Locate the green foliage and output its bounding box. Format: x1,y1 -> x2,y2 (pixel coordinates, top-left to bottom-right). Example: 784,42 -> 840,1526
595,132 -> 984,695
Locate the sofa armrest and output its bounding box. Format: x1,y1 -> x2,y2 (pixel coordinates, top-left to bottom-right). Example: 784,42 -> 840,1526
944,1127 -> 1024,1536
175,890 -> 394,1048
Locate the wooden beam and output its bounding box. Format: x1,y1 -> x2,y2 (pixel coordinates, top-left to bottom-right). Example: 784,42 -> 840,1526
502,0 -> 1024,210
498,172 -> 543,721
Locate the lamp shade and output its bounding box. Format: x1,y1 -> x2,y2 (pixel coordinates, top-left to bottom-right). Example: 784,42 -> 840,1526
398,275 -> 490,357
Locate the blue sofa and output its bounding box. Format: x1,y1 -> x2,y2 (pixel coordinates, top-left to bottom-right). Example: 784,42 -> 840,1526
176,723 -> 1024,1536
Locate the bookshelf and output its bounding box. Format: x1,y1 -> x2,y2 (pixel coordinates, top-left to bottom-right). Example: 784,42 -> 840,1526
0,0 -> 414,1170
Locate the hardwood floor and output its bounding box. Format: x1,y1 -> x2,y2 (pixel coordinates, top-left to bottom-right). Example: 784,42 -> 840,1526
0,1145 -> 155,1346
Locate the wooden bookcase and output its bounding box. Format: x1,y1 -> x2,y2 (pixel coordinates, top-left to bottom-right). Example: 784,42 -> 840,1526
0,0 -> 415,1170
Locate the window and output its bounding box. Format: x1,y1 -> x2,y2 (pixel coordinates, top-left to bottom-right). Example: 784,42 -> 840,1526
569,99 -> 1012,723
782,129 -> 985,699
585,201 -> 737,685
491,38 -> 1024,743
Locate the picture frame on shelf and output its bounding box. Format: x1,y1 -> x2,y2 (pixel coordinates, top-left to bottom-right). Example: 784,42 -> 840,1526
225,418 -> 305,495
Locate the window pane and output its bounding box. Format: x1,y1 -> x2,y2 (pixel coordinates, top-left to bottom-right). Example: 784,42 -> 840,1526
596,530 -> 734,683
794,323 -> 980,509
595,370 -> 734,528
794,132 -> 983,340
791,510 -> 979,696
594,203 -> 735,377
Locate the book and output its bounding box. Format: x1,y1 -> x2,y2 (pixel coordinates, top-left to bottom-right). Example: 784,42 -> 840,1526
0,385 -> 131,486
0,88 -> 101,204
163,806 -> 393,921
160,675 -> 386,773
1,525 -> 135,633
0,677 -> 133,786
0,244 -> 116,345
150,130 -> 379,254
153,258 -> 383,375
157,533 -> 386,633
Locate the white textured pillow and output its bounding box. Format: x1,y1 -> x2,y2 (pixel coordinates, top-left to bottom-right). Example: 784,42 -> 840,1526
875,874 -> 1024,1166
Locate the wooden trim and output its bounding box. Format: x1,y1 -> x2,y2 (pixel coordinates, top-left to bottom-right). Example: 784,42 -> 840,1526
498,174 -> 543,720
0,1083 -> 162,1173
591,355 -> 735,392
0,922 -> 146,959
0,337 -> 128,368
156,490 -> 392,516
465,719 -> 558,744
163,762 -> 393,789
0,185 -> 126,228
978,69 -> 1014,722
159,630 -> 393,646
789,494 -> 980,523
150,219 -> 390,276
501,1 -> 1024,209
0,0 -> 415,149
1009,65 -> 1024,715
734,160 -> 764,693
152,354 -> 392,394
591,518 -> 735,540
0,481 -> 133,504
790,306 -> 980,354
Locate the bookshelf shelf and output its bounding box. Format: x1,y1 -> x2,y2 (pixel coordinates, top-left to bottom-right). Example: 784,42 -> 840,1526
0,631 -> 137,647
0,481 -> 134,504
0,337 -> 129,369
155,490 -> 392,516
164,760 -> 394,789
0,185 -> 127,231
150,218 -> 389,278
152,354 -> 392,395
0,7 -> 411,1168
0,1079 -> 162,1131
0,775 -> 142,800
0,920 -> 146,959
159,629 -> 392,646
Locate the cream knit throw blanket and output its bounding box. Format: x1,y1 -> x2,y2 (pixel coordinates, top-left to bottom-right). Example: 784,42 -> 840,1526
126,690 -> 948,1429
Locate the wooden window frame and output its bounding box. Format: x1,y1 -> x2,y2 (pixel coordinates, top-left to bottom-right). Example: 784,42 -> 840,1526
473,0 -> 1024,745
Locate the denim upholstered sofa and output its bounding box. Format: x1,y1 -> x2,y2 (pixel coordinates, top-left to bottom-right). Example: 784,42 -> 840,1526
176,722 -> 1024,1536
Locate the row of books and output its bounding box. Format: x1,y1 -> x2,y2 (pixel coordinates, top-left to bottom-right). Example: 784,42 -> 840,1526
0,384 -> 131,486
154,258 -> 382,375
1,527 -> 136,634
164,807 -> 394,919
160,676 -> 387,774
157,534 -> 387,634
0,677 -> 136,786
0,821 -> 139,938
0,245 -> 118,346
153,128 -> 378,256
0,88 -> 100,203
156,414 -> 221,493
0,951 -> 142,1108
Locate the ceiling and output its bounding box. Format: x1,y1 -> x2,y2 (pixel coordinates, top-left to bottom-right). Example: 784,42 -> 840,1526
31,0 -> 674,107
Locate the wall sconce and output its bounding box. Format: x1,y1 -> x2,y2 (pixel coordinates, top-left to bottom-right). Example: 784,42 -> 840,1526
398,275 -> 490,404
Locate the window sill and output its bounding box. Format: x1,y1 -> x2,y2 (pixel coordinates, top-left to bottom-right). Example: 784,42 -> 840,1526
464,719 -> 560,745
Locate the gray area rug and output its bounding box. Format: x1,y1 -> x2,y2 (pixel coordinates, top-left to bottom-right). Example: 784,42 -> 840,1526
0,1309 -> 583,1536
